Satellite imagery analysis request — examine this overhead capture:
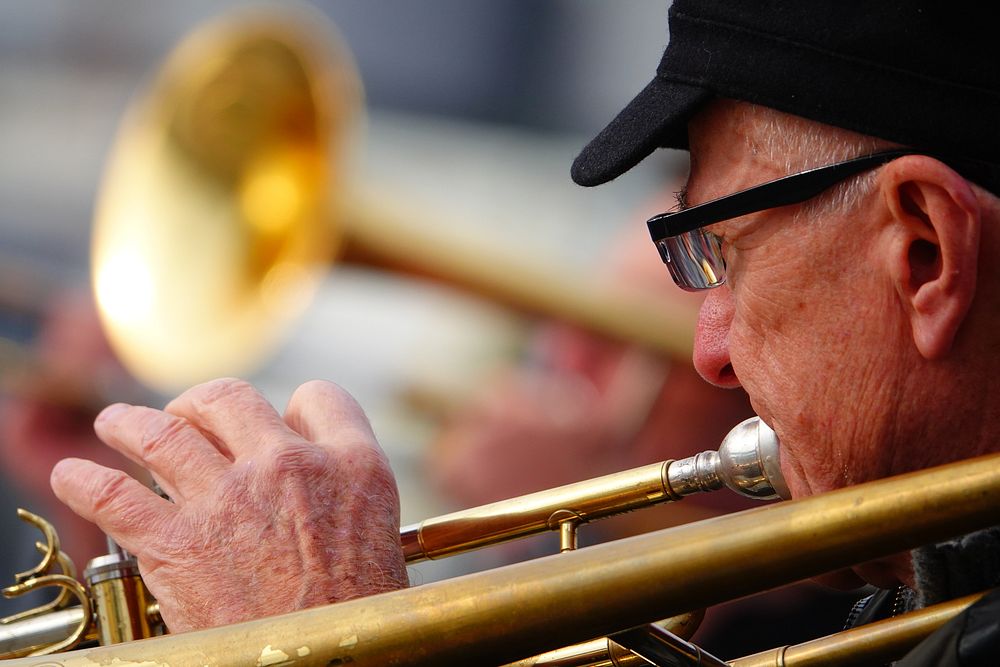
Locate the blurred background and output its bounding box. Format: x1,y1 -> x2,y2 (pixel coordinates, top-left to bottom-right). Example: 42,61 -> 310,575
0,1 -> 858,660
0,0 -> 674,571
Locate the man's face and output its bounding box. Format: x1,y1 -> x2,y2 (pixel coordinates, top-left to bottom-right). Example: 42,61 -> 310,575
685,102 -> 915,503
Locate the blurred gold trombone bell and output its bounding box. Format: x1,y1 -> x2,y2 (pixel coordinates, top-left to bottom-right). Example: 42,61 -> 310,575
90,10 -> 696,395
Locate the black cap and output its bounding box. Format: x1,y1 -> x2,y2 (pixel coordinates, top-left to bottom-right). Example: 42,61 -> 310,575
572,1 -> 1000,187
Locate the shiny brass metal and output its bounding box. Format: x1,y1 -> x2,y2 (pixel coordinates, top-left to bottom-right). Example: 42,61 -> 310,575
0,600 -> 161,660
92,10 -> 355,393
5,452 -> 1000,667
84,554 -> 157,645
611,623 -> 728,667
1,514 -> 164,658
91,10 -> 697,394
3,545 -> 74,625
0,417 -> 769,658
505,612 -> 705,667
7,510 -> 59,588
0,575 -> 91,658
730,592 -> 985,667
505,593 -> 985,667
0,608 -> 96,661
402,416 -> 785,562
507,638 -> 647,667
1,510 -> 94,658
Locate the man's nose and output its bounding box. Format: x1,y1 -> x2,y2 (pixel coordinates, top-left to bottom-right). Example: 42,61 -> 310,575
693,287 -> 741,388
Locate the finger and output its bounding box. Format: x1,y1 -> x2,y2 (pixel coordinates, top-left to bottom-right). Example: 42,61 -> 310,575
94,403 -> 230,502
50,457 -> 176,556
283,380 -> 378,449
165,378 -> 296,460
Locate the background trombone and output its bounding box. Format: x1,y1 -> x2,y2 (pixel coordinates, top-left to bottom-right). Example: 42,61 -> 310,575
0,1 -> 681,598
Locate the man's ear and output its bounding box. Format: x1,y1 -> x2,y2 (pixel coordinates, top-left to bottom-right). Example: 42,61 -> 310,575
879,156 -> 981,360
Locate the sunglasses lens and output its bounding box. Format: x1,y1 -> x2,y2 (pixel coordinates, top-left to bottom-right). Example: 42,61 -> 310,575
658,229 -> 726,291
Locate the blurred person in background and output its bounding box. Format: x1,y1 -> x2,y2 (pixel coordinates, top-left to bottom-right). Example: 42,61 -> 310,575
429,192 -> 749,513
0,290 -> 143,614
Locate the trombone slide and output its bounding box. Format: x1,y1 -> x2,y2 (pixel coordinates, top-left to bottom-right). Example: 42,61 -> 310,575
402,417 -> 784,561
6,451 -> 1000,666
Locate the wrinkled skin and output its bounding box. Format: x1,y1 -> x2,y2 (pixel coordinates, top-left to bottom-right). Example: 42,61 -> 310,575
687,102 -> 908,500
686,100 -> 999,589
50,378 -> 407,632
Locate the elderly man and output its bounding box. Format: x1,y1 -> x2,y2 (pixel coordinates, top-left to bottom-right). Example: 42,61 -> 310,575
50,0 -> 1000,662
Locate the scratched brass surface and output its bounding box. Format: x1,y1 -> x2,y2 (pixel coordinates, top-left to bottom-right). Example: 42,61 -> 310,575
401,460 -> 676,562
7,453 -> 1000,666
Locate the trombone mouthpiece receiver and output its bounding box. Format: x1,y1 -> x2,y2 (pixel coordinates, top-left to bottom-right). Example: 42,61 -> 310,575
402,416 -> 789,562
666,417 -> 790,501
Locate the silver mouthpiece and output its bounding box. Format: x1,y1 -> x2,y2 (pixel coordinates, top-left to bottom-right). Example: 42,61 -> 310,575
666,416 -> 790,501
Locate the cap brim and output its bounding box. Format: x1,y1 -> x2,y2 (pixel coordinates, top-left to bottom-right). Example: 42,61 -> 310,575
571,77 -> 711,187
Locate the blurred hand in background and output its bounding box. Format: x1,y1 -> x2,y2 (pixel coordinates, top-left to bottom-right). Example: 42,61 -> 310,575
428,194 -> 754,518
0,289 -> 144,564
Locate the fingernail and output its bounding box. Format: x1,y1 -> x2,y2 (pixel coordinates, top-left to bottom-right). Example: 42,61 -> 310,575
96,403 -> 130,423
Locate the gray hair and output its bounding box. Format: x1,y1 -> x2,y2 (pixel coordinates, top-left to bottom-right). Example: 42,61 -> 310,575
738,102 -> 896,221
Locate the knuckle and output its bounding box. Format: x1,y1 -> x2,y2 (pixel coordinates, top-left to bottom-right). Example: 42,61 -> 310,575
190,377 -> 259,409
266,441 -> 330,478
286,380 -> 372,441
337,438 -> 394,485
139,414 -> 189,463
91,469 -> 133,515
165,378 -> 260,415
169,378 -> 271,429
289,380 -> 365,418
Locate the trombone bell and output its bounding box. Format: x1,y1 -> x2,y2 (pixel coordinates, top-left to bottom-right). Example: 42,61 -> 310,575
91,11 -> 360,392
90,10 -> 698,395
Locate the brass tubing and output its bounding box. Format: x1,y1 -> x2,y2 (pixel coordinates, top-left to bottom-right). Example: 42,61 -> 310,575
504,612 -> 707,666
730,592 -> 985,667
505,593 -> 984,667
401,461 -> 677,561
341,191 -> 696,360
84,551 -> 159,646
504,638 -> 636,667
612,623 -> 728,666
0,608 -> 93,660
89,577 -> 156,645
6,453 -> 1000,667
0,600 -> 161,659
402,416 -> 783,562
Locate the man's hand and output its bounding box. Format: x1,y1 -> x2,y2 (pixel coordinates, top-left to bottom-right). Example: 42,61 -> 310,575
50,378 -> 408,632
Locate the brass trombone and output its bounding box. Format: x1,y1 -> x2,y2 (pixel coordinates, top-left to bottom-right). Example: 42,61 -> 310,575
4,417 -> 1000,665
1,416 -> 780,660
8,10 -> 996,666
3,440 -> 1000,665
